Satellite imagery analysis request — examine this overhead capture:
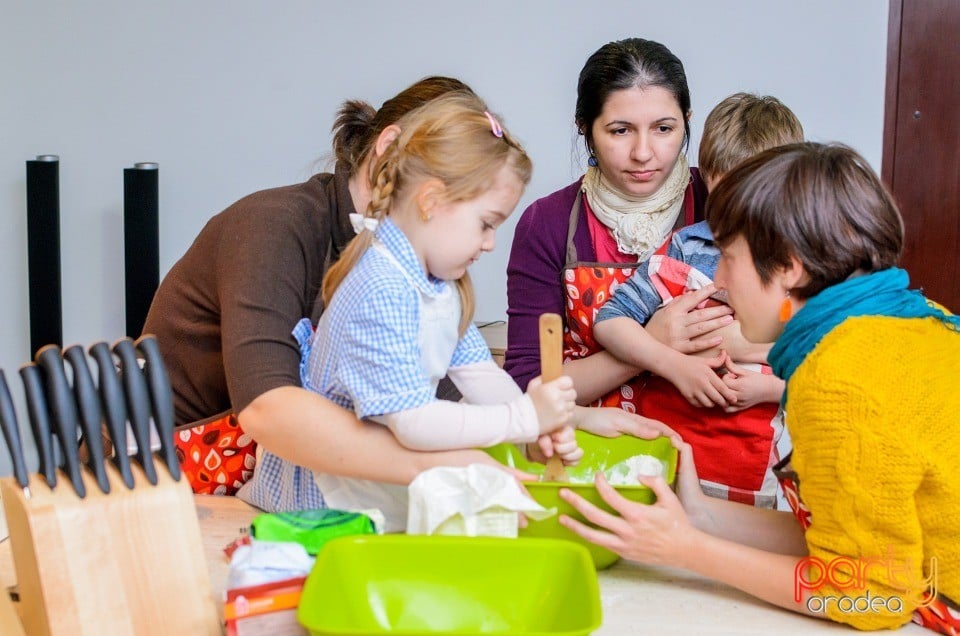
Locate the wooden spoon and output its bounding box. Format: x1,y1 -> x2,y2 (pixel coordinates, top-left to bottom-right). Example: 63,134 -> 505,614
539,313 -> 570,483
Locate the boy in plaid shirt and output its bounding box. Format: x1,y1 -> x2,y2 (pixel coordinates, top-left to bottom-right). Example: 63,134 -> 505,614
594,93 -> 803,507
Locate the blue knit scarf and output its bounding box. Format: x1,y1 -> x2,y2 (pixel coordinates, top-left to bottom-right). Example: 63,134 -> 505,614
768,268 -> 959,394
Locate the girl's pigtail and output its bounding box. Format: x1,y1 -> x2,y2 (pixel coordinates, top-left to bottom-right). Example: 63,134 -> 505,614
454,274 -> 475,337
322,140 -> 403,305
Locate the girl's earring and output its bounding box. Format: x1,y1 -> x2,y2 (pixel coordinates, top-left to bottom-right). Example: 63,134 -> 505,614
779,292 -> 793,323
587,154 -> 599,168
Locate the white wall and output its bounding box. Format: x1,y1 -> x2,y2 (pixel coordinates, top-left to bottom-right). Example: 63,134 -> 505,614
0,0 -> 887,474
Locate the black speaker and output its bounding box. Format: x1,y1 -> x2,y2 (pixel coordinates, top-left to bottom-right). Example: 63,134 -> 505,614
26,155 -> 63,354
123,162 -> 159,338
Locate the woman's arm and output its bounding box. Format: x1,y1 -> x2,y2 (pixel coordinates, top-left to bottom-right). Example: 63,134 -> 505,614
562,351 -> 642,405
643,284 -> 734,354
643,285 -> 774,363
558,453 -> 815,617
505,191 -> 639,403
596,316 -> 736,408
672,441 -> 806,554
239,386 -> 520,485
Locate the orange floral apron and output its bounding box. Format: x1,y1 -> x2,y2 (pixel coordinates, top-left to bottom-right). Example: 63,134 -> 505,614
174,412 -> 257,496
563,191 -> 779,507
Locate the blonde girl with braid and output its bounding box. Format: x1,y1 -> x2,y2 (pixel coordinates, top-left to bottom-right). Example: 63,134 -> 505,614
242,91 -> 582,530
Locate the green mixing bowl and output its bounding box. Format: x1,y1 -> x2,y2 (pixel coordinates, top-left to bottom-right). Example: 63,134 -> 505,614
297,535 -> 602,635
485,431 -> 678,569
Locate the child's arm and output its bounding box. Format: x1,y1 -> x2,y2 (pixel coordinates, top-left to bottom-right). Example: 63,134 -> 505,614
373,374 -> 576,452
558,440 -> 815,617
447,359 -> 521,404
595,316 -> 737,408
448,360 -> 582,464
718,353 -> 785,412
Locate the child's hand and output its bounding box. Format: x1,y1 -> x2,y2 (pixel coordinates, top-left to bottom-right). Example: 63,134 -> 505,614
665,352 -> 738,408
537,426 -> 583,466
718,352 -> 785,412
526,375 -> 576,434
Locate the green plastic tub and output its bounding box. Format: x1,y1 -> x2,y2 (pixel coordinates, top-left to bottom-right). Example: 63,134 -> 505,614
297,535 -> 602,635
485,431 -> 678,569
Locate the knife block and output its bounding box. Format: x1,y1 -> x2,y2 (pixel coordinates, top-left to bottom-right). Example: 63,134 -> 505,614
0,462 -> 220,635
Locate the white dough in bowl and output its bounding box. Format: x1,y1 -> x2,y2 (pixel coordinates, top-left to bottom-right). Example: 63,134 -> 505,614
603,454 -> 665,485
566,454 -> 665,485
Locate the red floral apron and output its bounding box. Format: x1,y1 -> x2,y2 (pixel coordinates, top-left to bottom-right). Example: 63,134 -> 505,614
774,453 -> 959,633
174,412 -> 257,496
563,191 -> 779,507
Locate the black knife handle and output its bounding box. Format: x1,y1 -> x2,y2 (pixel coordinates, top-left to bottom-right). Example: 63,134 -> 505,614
63,346 -> 111,494
88,342 -> 135,489
19,364 -> 57,488
35,345 -> 86,498
0,371 -> 30,489
135,336 -> 181,481
113,338 -> 157,485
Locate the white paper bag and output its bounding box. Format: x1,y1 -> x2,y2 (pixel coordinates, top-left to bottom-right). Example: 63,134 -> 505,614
406,464 -> 555,537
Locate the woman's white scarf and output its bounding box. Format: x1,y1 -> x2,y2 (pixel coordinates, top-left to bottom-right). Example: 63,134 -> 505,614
581,154 -> 690,261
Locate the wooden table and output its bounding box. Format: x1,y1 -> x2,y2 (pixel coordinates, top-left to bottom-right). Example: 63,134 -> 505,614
0,494 -> 924,634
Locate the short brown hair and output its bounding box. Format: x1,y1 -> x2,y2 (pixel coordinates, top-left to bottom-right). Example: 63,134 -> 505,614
698,93 -> 803,185
708,142 -> 904,299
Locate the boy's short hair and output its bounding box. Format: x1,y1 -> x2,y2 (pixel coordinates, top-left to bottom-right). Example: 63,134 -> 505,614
698,93 -> 804,184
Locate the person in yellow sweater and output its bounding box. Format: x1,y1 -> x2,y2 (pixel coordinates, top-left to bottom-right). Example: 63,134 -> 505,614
558,142 -> 959,631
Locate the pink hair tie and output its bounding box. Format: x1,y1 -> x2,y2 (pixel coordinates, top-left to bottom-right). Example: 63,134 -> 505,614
484,111 -> 504,138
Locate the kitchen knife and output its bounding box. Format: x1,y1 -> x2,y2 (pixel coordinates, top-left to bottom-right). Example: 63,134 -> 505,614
35,345 -> 86,498
113,338 -> 157,485
88,342 -> 135,489
135,336 -> 181,481
19,363 -> 57,488
0,370 -> 31,492
63,345 -> 111,494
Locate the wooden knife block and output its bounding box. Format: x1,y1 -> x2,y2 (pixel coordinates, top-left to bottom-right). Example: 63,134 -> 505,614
0,463 -> 220,635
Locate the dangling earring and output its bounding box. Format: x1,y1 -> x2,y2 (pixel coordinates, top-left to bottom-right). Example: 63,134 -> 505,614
587,154 -> 598,168
779,292 -> 793,323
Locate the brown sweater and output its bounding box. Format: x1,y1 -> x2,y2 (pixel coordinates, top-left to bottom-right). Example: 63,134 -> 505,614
142,166 -> 357,423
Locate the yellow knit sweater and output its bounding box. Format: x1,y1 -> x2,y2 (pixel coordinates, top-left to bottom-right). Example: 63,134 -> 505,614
788,316 -> 960,630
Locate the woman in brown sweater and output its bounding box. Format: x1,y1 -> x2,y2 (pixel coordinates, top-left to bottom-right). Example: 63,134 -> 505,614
145,76 -> 671,497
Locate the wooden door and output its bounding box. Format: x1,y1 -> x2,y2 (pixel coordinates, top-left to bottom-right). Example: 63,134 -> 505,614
882,0 -> 960,311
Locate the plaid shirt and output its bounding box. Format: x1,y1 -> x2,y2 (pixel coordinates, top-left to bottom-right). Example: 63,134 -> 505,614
304,217 -> 489,418
240,217 -> 490,517
597,221 -> 718,326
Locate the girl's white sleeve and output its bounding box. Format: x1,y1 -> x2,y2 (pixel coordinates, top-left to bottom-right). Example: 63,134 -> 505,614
447,359 -> 523,404
371,391 -> 538,451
